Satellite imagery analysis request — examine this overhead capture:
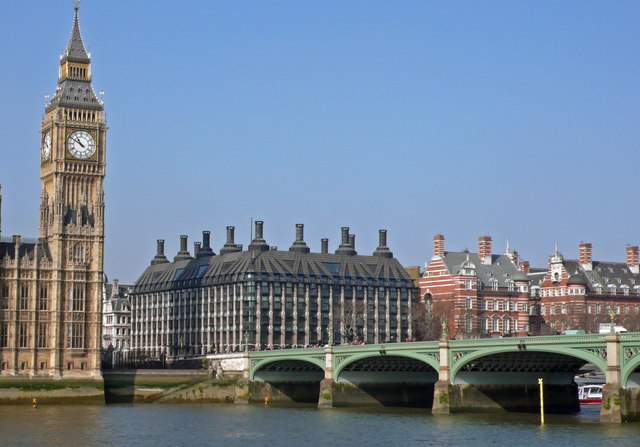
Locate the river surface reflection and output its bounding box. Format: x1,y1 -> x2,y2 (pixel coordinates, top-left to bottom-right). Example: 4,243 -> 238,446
1,404 -> 639,447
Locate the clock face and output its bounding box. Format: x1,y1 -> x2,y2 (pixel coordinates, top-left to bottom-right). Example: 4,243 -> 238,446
67,130 -> 96,159
42,132 -> 51,160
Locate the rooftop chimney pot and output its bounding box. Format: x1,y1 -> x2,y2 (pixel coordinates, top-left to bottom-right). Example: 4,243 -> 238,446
433,234 -> 445,258
627,245 -> 639,274
478,235 -> 492,265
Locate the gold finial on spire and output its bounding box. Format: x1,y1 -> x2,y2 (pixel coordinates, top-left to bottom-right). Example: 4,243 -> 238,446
74,0 -> 81,10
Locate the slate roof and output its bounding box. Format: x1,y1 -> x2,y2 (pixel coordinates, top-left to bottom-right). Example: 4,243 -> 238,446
104,282 -> 131,312
527,268 -> 547,288
441,252 -> 527,287
133,249 -> 414,294
0,239 -> 51,262
563,259 -> 640,293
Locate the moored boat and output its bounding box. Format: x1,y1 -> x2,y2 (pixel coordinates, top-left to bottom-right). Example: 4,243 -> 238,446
578,384 -> 603,404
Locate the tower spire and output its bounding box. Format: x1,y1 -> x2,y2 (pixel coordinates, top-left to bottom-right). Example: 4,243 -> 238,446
46,3 -> 102,113
63,0 -> 90,63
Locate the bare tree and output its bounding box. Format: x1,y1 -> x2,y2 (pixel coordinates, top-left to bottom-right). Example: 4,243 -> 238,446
335,299 -> 366,343
411,301 -> 437,341
410,295 -> 456,341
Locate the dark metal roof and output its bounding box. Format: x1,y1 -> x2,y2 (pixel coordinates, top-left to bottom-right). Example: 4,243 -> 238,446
63,8 -> 90,63
46,79 -> 103,112
133,248 -> 414,293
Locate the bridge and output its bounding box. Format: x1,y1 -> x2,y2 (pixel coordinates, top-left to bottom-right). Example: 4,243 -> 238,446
226,333 -> 640,422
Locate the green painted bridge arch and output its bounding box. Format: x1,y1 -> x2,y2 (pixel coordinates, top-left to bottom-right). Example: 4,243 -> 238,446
249,347 -> 326,381
246,334 -> 640,388
448,336 -> 609,384
619,333 -> 640,387
332,343 -> 440,380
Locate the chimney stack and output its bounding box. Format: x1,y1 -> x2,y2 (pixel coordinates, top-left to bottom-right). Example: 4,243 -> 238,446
478,236 -> 492,265
174,235 -> 193,262
289,223 -> 310,253
511,250 -> 519,266
220,226 -> 242,255
249,221 -> 269,252
321,238 -> 329,254
373,229 -> 393,258
349,234 -> 356,252
197,230 -> 215,258
194,242 -> 201,257
433,234 -> 445,258
112,279 -> 120,298
151,239 -> 169,265
520,260 -> 530,274
627,245 -> 639,274
579,242 -> 593,271
335,227 -> 356,255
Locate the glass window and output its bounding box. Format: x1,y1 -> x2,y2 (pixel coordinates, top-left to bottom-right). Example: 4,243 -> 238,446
19,323 -> 28,348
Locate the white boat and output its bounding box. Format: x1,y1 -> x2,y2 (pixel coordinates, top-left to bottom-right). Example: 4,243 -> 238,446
578,384 -> 603,404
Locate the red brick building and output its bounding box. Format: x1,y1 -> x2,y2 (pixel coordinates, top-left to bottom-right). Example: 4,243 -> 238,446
529,243 -> 640,334
418,235 -> 531,339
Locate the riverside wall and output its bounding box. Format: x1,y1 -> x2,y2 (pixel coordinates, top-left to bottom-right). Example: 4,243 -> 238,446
0,377 -> 105,404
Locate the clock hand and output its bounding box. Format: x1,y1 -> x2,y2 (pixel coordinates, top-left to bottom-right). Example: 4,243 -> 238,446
72,137 -> 85,148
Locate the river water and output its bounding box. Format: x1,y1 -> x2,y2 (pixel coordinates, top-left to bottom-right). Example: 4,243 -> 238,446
1,404 -> 639,447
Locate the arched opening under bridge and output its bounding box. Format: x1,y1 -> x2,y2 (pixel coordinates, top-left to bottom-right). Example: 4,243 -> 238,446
334,355 -> 438,407
252,359 -> 324,404
450,349 -> 606,413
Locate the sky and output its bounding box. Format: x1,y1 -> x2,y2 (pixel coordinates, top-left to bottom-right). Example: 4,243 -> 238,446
1,1 -> 639,284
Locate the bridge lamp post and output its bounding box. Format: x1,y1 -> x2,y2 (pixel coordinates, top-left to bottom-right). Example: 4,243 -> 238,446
608,305 -> 616,333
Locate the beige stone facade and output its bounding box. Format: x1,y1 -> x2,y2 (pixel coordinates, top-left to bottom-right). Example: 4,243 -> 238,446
0,7 -> 105,379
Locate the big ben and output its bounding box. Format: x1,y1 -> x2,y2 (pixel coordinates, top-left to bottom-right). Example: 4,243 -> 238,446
0,4 -> 105,381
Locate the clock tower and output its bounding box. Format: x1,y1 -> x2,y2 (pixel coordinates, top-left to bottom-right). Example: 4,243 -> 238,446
38,4 -> 106,378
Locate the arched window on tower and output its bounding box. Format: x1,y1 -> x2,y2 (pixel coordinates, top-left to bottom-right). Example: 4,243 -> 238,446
73,244 -> 85,264
71,286 -> 85,312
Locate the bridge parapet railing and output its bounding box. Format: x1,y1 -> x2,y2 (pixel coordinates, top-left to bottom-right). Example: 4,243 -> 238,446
332,341 -> 439,354
618,332 -> 640,342
250,347 -> 325,358
450,333 -> 607,348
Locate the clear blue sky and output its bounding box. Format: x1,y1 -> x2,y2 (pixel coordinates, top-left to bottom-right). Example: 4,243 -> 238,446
1,1 -> 639,283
